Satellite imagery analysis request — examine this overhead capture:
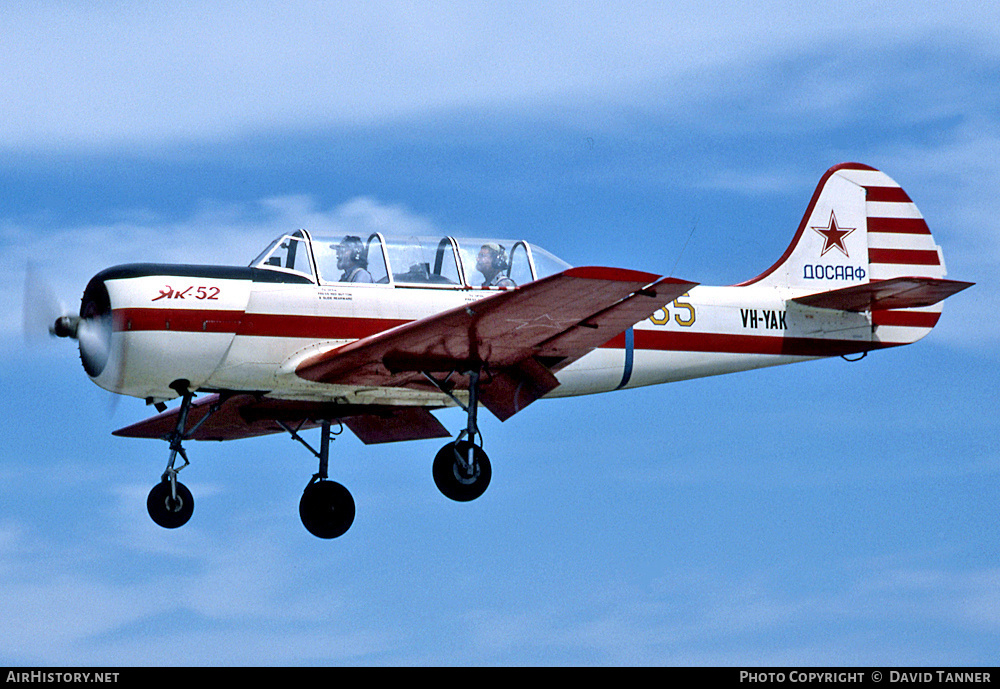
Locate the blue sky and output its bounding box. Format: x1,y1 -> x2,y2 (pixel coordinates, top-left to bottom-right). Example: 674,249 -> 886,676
1,2 -> 997,666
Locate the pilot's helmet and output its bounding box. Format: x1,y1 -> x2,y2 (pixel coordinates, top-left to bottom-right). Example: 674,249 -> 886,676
337,236 -> 367,265
479,242 -> 508,271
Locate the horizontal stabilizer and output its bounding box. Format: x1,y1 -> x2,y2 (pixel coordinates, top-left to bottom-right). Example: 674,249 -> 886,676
792,277 -> 974,312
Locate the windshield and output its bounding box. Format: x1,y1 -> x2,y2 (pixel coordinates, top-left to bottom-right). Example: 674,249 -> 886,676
249,230 -> 315,280
253,232 -> 571,288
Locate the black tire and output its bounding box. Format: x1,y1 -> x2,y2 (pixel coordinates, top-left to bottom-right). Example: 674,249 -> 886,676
433,441 -> 492,502
147,480 -> 194,529
299,480 -> 356,539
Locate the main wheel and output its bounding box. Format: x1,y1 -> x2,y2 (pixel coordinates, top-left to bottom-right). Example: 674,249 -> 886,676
299,480 -> 356,539
147,480 -> 194,529
433,440 -> 492,502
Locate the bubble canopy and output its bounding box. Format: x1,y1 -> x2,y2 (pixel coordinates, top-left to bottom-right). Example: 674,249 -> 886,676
251,230 -> 572,288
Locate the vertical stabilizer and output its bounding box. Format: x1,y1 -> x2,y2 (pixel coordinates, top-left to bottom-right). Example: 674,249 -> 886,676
742,162 -> 958,345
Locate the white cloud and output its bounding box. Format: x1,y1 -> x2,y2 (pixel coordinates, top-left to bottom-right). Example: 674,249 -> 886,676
3,2 -> 1000,151
455,559 -> 1000,665
869,123 -> 1000,347
3,195 -> 439,346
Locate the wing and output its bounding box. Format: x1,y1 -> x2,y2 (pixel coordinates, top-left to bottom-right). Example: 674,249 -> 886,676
115,268 -> 695,440
113,393 -> 451,444
296,267 -> 698,420
792,277 -> 974,312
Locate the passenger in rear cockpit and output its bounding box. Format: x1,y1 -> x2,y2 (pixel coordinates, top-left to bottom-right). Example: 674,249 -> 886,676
336,236 -> 373,283
476,243 -> 515,288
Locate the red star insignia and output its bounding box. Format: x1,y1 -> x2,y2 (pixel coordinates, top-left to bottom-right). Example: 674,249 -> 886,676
812,211 -> 856,257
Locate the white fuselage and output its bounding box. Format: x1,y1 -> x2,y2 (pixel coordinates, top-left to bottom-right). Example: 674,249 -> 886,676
87,266 -> 884,408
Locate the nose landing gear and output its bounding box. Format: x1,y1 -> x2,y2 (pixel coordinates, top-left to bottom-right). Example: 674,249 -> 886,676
146,382 -> 203,529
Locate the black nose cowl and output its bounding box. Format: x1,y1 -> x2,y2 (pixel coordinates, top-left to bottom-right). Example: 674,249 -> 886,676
79,278 -> 112,378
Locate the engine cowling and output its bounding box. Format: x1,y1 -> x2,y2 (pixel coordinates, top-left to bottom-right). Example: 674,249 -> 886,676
80,265 -> 253,401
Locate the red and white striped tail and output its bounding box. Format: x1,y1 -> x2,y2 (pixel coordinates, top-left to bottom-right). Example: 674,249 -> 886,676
862,168 -> 946,282
743,162 -> 962,345
860,165 -> 948,345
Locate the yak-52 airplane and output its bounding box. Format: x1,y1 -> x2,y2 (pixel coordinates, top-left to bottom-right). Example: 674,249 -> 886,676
34,163 -> 972,538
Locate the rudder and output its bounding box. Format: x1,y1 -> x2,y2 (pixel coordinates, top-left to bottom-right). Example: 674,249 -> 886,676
742,162 -> 964,345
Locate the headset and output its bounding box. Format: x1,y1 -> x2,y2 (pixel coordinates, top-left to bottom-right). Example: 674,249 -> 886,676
482,243 -> 509,271
338,236 -> 367,265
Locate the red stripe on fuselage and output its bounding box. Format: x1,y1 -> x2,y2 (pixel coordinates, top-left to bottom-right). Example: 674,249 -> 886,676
628,330 -> 889,357
114,308 -> 243,333
871,310 -> 941,328
113,307 -> 408,339
113,308 -> 891,358
237,313 -> 408,339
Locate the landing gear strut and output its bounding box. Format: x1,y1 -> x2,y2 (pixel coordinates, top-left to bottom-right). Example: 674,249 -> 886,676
279,419 -> 355,539
142,370 -> 489,537
429,369 -> 492,502
147,383 -> 202,529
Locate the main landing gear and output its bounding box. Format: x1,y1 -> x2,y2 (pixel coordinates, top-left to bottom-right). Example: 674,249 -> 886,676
428,369 -> 492,502
288,367 -> 494,537
145,369 -> 493,539
278,419 -> 355,539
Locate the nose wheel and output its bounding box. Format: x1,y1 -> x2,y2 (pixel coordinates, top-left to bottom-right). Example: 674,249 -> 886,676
147,479 -> 194,528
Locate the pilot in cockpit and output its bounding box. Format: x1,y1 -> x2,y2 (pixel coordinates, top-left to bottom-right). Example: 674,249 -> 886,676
335,236 -> 374,283
476,243 -> 516,288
